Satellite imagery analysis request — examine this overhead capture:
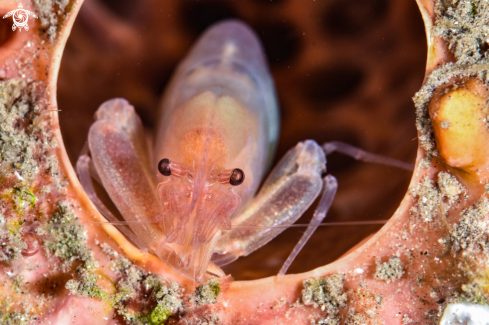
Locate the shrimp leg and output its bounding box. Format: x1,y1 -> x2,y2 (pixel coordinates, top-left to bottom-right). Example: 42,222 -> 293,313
278,175 -> 338,276
276,143 -> 412,275
212,140 -> 326,266
323,141 -> 414,171
212,140 -> 413,268
278,141 -> 414,276
84,98 -> 226,281
76,154 -> 149,251
87,98 -> 164,252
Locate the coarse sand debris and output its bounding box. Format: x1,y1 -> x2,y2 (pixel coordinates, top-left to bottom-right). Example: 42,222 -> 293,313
45,202 -> 97,272
345,289 -> 383,325
32,0 -> 71,41
311,318 -> 339,325
410,176 -> 440,223
345,311 -> 372,325
434,0 -> 489,65
192,279 -> 221,306
302,274 -> 347,324
0,79 -> 58,186
457,272 -> 489,305
374,256 -> 404,283
444,196 -> 489,256
0,76 -> 76,323
65,270 -> 109,300
437,172 -> 466,206
409,172 -> 464,226
0,306 -> 34,325
0,215 -> 27,263
11,274 -> 24,294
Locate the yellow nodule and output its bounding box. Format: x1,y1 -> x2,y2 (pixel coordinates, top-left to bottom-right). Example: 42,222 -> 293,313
431,81 -> 489,171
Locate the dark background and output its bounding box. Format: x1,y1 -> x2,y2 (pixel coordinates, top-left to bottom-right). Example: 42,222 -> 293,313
57,0 -> 426,280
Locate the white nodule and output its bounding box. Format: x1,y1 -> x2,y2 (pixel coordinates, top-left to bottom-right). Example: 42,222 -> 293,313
440,303 -> 489,325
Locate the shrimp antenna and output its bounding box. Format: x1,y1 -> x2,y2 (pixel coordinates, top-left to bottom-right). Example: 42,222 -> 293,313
42,218 -> 387,229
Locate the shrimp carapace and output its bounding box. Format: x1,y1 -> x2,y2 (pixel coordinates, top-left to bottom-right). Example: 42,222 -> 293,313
151,20 -> 278,281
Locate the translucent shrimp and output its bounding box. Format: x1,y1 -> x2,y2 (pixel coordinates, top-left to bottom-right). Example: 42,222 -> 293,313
79,20 -> 413,283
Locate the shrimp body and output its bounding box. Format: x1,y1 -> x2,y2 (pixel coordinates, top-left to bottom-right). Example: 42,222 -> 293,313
152,21 -> 278,278
156,20 -> 278,211
84,20 -> 328,283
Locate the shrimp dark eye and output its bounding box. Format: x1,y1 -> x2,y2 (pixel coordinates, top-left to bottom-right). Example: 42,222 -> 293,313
158,158 -> 171,176
230,168 -> 245,186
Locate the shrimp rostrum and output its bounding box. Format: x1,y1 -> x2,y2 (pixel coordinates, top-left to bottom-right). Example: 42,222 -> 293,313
77,20 -> 413,283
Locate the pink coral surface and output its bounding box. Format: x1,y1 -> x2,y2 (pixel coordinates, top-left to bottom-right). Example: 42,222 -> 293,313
1,0 -> 488,324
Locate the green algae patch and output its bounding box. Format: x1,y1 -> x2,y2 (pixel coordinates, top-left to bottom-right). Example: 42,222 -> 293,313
126,301 -> 173,325
12,187 -> 36,210
149,304 -> 172,325
115,276 -> 182,325
97,243 -> 182,325
192,279 -> 221,306
123,306 -> 171,325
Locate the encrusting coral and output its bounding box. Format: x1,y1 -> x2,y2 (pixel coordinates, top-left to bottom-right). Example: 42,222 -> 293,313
1,0 -> 489,324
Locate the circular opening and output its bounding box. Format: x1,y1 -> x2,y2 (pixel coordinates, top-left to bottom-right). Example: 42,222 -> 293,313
58,0 -> 426,281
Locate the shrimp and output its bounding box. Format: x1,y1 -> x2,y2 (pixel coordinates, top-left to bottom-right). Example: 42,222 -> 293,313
77,20 -> 413,283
